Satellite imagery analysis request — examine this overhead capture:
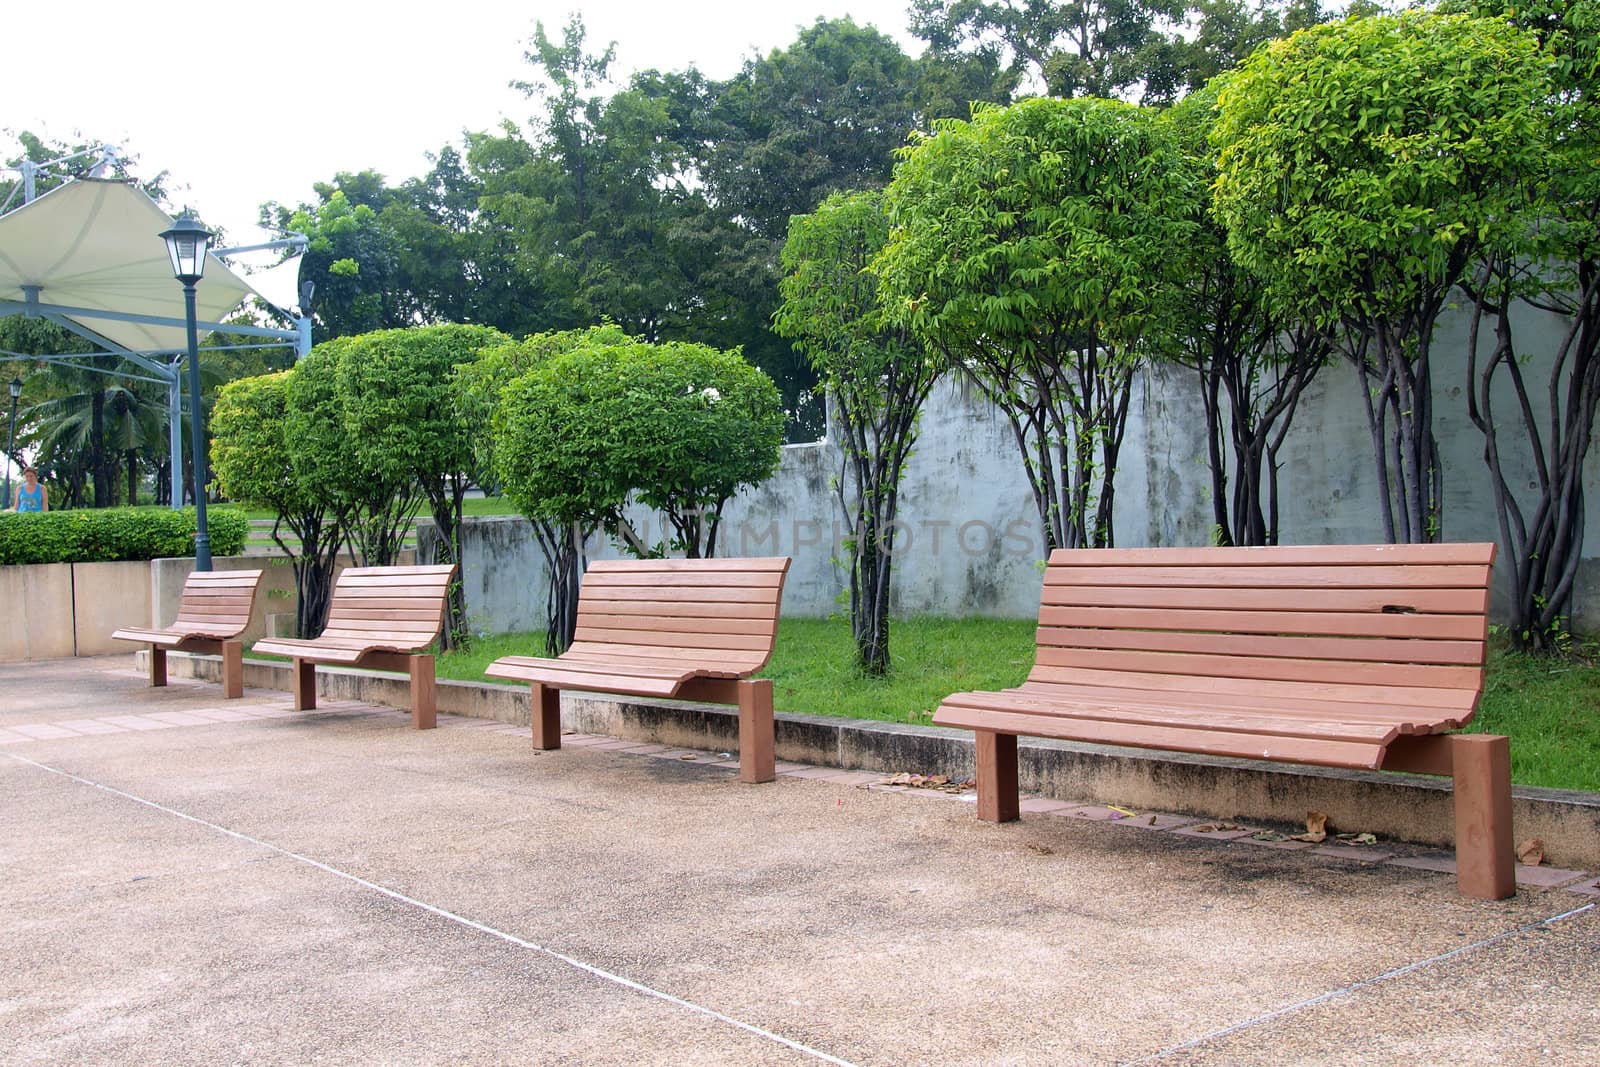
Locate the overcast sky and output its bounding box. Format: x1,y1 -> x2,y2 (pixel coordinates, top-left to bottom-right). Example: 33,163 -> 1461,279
4,0 -> 921,243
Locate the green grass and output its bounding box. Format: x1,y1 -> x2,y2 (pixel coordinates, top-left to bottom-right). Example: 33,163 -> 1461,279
1468,643 -> 1600,792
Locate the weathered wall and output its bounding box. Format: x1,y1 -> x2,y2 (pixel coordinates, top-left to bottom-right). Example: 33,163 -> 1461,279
428,306 -> 1597,635
0,563 -> 75,661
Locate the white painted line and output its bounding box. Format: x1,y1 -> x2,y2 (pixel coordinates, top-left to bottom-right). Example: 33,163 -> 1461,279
8,752 -> 857,1067
1127,899 -> 1598,1064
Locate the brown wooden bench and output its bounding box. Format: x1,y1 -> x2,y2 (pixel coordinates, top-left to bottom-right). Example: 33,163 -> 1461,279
484,557 -> 790,782
113,569 -> 266,699
933,544 -> 1516,899
254,564 -> 457,729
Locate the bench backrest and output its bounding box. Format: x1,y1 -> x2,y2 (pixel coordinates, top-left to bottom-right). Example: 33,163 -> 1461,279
172,569 -> 265,638
570,557 -> 791,674
1031,543 -> 1495,715
321,564 -> 458,651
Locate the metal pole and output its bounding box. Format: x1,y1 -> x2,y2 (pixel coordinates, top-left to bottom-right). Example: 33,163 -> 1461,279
183,284 -> 211,570
167,370 -> 183,510
4,391 -> 18,508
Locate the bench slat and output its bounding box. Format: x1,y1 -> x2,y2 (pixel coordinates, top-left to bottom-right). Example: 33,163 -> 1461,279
1037,627 -> 1485,666
1009,680 -> 1469,726
1037,605 -> 1486,641
934,704 -> 1390,769
1048,544 -> 1496,567
576,611 -> 776,637
1041,583 -> 1488,615
572,627 -> 773,652
581,585 -> 782,605
939,690 -> 1406,743
582,570 -> 786,589
587,557 -> 791,573
571,599 -> 777,621
1024,663 -> 1477,710
1032,647 -> 1480,691
1045,564 -> 1491,590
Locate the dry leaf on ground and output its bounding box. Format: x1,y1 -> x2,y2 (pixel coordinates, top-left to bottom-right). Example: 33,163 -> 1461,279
1289,810 -> 1329,843
1518,838 -> 1546,866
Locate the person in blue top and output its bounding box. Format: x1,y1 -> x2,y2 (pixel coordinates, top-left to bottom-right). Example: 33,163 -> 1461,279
11,466 -> 47,512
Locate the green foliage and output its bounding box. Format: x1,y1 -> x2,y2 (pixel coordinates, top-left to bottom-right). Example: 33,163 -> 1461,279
1211,12 -> 1553,324
335,324 -> 508,496
493,336 -> 784,557
210,372 -> 305,515
0,506 -> 245,564
876,95 -> 1198,549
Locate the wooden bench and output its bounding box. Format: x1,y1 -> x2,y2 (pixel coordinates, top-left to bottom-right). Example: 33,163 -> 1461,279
113,569 -> 266,699
254,564 -> 457,729
484,557 -> 790,782
933,544 -> 1516,900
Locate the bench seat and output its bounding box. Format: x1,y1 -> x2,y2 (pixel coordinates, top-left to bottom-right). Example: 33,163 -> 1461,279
254,564 -> 457,729
933,543 -> 1515,900
113,569 -> 265,699
486,557 -> 789,782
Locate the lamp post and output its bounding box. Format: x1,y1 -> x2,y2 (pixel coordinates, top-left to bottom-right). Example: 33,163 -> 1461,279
160,214 -> 214,571
4,377 -> 20,509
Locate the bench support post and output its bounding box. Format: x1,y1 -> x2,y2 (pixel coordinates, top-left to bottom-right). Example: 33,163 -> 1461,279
737,678 -> 775,784
410,655 -> 437,730
531,683 -> 561,750
1450,734 -> 1515,900
221,640 -> 244,700
148,646 -> 167,688
976,730 -> 1020,822
292,658 -> 316,711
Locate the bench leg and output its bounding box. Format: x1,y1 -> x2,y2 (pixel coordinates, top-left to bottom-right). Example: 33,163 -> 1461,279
410,655 -> 437,730
738,678 -> 775,784
976,730 -> 1020,822
293,658 -> 316,711
531,683 -> 561,750
1451,734 -> 1515,900
221,640 -> 244,699
148,646 -> 167,688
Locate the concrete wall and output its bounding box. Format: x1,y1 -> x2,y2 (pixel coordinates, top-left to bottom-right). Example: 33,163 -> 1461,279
1,554 -> 281,662
422,303 -> 1598,636
0,564 -> 76,661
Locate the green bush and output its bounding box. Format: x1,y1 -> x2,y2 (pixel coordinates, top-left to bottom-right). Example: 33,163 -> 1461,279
0,506 -> 248,565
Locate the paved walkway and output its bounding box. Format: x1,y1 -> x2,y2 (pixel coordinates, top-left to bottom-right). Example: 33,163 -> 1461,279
3,657 -> 1597,1064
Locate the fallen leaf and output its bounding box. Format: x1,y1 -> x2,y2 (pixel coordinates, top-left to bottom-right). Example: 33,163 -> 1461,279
1252,831 -> 1288,842
1026,843 -> 1054,856
1350,833 -> 1378,845
678,754 -> 698,761
1518,838 -> 1545,866
1305,811 -> 1328,836
1191,823 -> 1220,833
1107,805 -> 1138,817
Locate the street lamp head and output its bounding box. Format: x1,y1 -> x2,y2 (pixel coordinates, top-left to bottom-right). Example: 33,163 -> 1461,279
160,213 -> 213,285
8,377 -> 19,401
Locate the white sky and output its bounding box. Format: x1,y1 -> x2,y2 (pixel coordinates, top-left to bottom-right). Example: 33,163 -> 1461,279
3,0 -> 922,242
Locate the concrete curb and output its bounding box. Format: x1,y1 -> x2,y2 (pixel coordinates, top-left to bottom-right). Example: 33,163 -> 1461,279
148,650 -> 1600,868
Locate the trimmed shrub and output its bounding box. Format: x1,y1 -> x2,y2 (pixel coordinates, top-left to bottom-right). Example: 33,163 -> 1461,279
0,506 -> 248,565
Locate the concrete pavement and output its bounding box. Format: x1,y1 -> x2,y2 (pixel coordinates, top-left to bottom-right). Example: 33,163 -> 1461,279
3,656 -> 1596,1065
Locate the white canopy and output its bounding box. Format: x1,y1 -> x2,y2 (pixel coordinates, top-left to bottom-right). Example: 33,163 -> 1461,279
0,178 -> 258,352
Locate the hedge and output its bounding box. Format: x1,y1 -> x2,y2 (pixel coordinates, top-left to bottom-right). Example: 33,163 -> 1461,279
0,506 -> 248,565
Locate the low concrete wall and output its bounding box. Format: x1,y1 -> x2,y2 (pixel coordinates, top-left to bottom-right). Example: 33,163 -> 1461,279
71,561 -> 152,656
0,564 -> 75,661
153,651 -> 1600,869
150,556 -> 298,642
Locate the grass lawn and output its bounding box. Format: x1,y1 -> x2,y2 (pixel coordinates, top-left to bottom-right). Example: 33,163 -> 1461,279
240,496 -> 525,524
415,617 -> 1600,793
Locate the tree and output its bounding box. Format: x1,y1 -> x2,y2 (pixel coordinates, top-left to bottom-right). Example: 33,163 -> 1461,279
458,325 -> 632,654
1164,84 -> 1333,546
495,338 -> 784,562
876,97 -> 1198,551
1213,12 -> 1554,544
335,324 -> 510,648
909,0 -> 1187,103
776,190 -> 943,674
1444,0 -> 1600,651
211,371 -> 350,639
